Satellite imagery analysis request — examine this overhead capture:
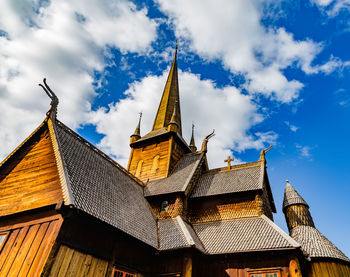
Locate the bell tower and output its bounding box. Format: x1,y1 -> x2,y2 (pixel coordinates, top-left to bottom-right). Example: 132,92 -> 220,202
127,46 -> 191,182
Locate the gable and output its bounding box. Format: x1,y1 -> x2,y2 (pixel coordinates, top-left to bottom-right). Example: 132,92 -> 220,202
0,123 -> 63,216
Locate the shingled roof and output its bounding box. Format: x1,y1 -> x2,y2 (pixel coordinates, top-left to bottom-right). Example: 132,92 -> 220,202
158,216 -> 205,252
53,120 -> 158,248
144,153 -> 203,196
192,215 -> 299,254
291,225 -> 350,263
190,162 -> 263,198
283,181 -> 308,210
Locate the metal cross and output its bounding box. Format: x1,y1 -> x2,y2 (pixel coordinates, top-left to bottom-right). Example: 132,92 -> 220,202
224,155 -> 234,170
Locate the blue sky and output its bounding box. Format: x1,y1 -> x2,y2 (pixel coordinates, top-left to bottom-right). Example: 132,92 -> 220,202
0,0 -> 349,256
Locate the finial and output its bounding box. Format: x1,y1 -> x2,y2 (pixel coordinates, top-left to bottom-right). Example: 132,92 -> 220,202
224,155 -> 234,170
39,78 -> 59,120
259,144 -> 272,161
130,112 -> 142,143
175,40 -> 178,52
189,122 -> 197,152
201,129 -> 215,153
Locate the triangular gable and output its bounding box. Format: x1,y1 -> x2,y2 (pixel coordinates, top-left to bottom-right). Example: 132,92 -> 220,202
0,119 -> 64,216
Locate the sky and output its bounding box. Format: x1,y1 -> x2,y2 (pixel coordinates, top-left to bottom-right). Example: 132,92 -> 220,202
0,0 -> 349,256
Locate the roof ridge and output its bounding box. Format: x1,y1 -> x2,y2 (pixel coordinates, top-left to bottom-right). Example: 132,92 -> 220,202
204,161 -> 261,175
182,152 -> 204,193
176,216 -> 195,246
55,120 -> 145,187
261,214 -> 300,248
48,118 -> 74,205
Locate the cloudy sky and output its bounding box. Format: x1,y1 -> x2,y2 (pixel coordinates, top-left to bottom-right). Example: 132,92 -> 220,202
0,0 -> 349,256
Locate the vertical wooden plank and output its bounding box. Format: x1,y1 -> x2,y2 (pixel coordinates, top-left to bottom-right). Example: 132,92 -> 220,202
0,229 -> 20,271
8,223 -> 40,275
27,219 -> 62,276
66,250 -> 86,276
18,222 -> 49,277
48,245 -> 68,277
0,225 -> 29,275
93,258 -> 109,277
86,256 -> 100,277
57,246 -> 74,277
76,254 -> 93,277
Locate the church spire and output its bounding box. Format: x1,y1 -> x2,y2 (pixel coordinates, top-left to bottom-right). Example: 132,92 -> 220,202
189,123 -> 197,152
152,45 -> 182,135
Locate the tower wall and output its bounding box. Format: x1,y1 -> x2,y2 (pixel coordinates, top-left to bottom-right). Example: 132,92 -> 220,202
284,205 -> 315,232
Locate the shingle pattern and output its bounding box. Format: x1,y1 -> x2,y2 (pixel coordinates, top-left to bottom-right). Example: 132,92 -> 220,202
145,153 -> 202,196
55,121 -> 158,248
192,216 -> 298,254
283,182 -> 308,210
158,217 -> 205,252
135,127 -> 168,143
191,164 -> 262,198
291,225 -> 350,263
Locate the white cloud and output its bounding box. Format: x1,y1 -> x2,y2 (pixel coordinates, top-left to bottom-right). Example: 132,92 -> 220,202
285,121 -> 299,132
89,70 -> 276,168
311,0 -> 350,17
156,0 -> 343,103
0,0 -> 157,161
296,144 -> 315,159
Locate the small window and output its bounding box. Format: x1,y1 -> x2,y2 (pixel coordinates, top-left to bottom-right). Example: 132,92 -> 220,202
114,269 -> 135,277
0,232 -> 9,252
151,155 -> 160,174
161,201 -> 169,212
135,160 -> 143,177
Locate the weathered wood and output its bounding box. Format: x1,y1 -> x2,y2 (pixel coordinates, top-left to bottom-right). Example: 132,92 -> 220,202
0,127 -> 63,217
18,222 -> 50,276
48,245 -> 109,277
0,225 -> 29,275
0,213 -> 62,276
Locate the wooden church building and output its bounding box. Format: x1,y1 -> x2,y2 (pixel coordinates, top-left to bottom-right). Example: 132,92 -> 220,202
0,48 -> 349,277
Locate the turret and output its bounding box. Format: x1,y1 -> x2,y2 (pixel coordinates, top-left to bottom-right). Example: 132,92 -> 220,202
283,180 -> 315,232
189,123 -> 197,152
130,113 -> 142,144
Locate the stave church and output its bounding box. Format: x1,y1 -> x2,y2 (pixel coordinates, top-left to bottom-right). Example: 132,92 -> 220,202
0,47 -> 349,277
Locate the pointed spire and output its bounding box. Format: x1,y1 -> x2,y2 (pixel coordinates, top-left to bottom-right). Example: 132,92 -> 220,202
283,180 -> 309,211
189,123 -> 197,152
168,100 -> 180,132
130,112 -> 142,144
152,45 -> 182,135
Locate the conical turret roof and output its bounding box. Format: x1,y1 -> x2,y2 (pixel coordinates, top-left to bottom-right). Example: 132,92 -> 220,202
283,181 -> 308,210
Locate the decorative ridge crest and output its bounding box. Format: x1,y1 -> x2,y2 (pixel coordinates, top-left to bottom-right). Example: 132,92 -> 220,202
201,129 -> 215,153
39,78 -> 59,119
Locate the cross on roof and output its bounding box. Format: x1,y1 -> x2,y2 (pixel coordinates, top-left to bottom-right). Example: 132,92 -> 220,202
224,155 -> 234,170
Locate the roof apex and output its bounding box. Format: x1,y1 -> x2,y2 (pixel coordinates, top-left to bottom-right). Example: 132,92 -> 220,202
283,180 -> 308,210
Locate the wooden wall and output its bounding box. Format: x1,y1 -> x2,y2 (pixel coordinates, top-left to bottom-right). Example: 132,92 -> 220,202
188,194 -> 264,223
168,137 -> 186,174
149,195 -> 184,219
128,139 -> 171,182
306,261 -> 350,277
192,251 -> 294,277
0,126 -> 63,216
284,205 -> 315,231
0,212 -> 62,276
46,244 -> 111,277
